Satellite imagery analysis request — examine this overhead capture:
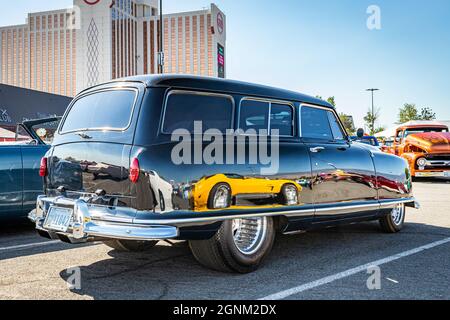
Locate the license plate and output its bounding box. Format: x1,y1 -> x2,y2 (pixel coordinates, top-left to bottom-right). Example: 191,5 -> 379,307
444,172 -> 450,177
44,207 -> 73,232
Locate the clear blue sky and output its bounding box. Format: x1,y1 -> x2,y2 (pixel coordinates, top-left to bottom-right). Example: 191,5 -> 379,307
1,0 -> 450,129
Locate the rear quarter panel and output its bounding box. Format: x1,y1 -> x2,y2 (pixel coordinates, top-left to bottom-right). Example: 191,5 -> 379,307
371,150 -> 413,200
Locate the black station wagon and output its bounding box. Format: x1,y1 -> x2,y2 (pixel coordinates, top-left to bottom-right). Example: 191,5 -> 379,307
30,75 -> 418,273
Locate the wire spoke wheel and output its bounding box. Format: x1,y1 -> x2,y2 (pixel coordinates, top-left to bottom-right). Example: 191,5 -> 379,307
232,217 -> 268,255
391,203 -> 405,226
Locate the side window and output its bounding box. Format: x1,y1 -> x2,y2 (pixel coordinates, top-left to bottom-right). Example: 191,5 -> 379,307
239,100 -> 270,132
301,107 -> 333,140
163,92 -> 233,133
327,111 -> 345,140
396,130 -> 404,143
15,126 -> 33,143
270,103 -> 294,136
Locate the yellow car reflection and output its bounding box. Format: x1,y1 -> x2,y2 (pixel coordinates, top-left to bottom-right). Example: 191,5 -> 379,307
192,174 -> 302,211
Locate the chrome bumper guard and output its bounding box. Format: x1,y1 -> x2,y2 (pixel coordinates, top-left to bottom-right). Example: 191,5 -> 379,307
28,195 -> 179,242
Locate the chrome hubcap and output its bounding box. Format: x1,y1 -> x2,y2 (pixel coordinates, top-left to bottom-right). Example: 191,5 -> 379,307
232,217 -> 268,255
391,204 -> 405,226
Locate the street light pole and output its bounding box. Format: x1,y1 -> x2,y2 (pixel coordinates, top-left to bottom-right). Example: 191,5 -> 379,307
158,0 -> 164,74
366,88 -> 380,134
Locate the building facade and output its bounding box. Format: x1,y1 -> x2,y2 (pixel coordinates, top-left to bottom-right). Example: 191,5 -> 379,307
0,0 -> 226,97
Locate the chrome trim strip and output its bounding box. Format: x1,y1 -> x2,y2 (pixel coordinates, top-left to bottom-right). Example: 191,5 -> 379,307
133,198 -> 417,226
84,222 -> 178,241
30,196 -> 418,241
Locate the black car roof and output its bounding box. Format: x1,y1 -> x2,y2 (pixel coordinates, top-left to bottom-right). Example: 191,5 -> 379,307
81,74 -> 334,109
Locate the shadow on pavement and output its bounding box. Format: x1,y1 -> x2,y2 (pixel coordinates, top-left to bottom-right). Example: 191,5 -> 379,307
60,221 -> 450,300
0,220 -> 96,261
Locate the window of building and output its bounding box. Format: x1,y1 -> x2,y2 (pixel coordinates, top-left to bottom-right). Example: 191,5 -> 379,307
163,92 -> 233,133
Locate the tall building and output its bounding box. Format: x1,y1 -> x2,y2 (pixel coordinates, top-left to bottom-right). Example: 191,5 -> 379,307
0,0 -> 226,97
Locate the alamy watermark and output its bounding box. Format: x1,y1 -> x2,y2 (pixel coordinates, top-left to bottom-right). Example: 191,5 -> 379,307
66,267 -> 81,290
171,122 -> 280,175
366,265 -> 382,290
367,5 -> 382,30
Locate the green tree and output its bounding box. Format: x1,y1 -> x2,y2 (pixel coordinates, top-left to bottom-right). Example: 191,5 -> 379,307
374,127 -> 386,134
339,113 -> 356,135
315,96 -> 336,108
398,104 -> 437,123
419,107 -> 436,121
315,96 -> 355,134
398,103 -> 419,123
364,108 -> 380,135
327,96 -> 336,107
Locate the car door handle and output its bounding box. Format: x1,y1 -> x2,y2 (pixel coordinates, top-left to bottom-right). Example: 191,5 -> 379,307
310,147 -> 325,153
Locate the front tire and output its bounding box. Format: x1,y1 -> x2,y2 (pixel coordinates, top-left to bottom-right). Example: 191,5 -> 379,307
379,203 -> 406,233
189,216 -> 275,273
103,240 -> 159,252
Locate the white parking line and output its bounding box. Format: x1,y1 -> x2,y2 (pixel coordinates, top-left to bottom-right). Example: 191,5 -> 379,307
0,240 -> 61,253
260,237 -> 450,300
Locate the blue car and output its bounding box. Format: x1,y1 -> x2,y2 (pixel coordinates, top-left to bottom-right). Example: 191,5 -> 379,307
0,118 -> 60,220
351,135 -> 380,147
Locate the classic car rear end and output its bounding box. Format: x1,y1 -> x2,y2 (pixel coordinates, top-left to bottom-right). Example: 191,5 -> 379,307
30,75 -> 418,273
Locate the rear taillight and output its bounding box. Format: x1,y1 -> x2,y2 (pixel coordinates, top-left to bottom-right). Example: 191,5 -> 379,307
129,158 -> 140,183
39,157 -> 48,177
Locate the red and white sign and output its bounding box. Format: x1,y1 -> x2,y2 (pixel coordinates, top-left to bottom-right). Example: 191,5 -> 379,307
217,12 -> 224,34
84,0 -> 101,5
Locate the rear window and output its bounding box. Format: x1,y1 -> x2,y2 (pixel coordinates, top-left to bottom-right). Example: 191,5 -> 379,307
60,90 -> 136,133
163,92 -> 233,133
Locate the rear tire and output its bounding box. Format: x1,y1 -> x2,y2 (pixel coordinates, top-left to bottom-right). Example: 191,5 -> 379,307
379,203 -> 406,233
189,217 -> 275,273
103,240 -> 159,252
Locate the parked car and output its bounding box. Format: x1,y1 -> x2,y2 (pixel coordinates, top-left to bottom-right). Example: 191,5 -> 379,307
191,174 -> 303,211
29,75 -> 418,273
0,117 -> 60,220
350,135 -> 380,148
380,138 -> 395,154
390,122 -> 450,178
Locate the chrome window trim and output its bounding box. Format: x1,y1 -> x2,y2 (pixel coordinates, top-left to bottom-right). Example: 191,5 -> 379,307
237,97 -> 296,137
160,89 -> 235,135
298,103 -> 348,141
59,86 -> 140,135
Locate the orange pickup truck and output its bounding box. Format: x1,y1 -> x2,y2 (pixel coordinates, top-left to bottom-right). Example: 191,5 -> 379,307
391,122 -> 450,178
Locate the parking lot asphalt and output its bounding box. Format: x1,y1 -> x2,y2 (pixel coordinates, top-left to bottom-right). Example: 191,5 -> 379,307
0,180 -> 449,300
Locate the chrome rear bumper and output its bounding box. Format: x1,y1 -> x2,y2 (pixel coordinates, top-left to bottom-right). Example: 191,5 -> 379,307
29,195 -> 419,243
29,195 -> 179,243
